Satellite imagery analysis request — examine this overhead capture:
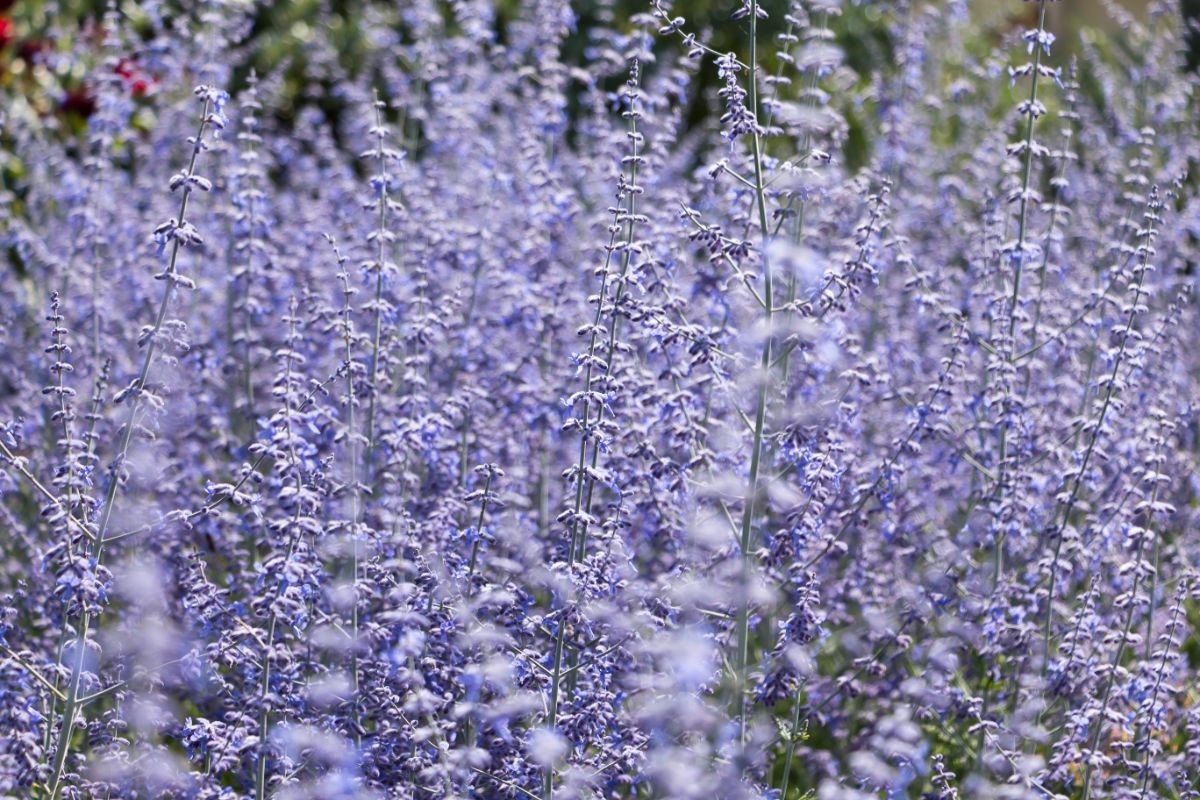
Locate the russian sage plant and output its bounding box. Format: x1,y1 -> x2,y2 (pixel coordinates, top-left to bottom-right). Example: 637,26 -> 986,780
0,1 -> 1197,799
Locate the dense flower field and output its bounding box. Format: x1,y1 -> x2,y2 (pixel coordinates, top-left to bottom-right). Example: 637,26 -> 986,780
1,0 -> 1198,797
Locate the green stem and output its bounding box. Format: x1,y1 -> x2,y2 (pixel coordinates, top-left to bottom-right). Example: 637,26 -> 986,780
1079,453 -> 1160,800
993,0 -> 1049,585
465,472 -> 493,591
545,68 -> 641,800
256,307 -> 306,800
734,0 -> 774,748
45,100 -> 213,800
354,95 -> 393,737
1041,209 -> 1155,672
1135,581 -> 1185,800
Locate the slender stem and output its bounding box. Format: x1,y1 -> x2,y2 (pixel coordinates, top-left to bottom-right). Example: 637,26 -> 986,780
461,467 -> 495,799
545,67 -> 641,800
1007,0 -> 1049,351
1135,582 -> 1185,800
338,242 -> 362,724
1041,205 -> 1156,672
41,295 -> 82,746
1079,449 -> 1161,800
354,95 -> 393,736
90,243 -> 103,380
44,99 -> 213,800
2,646 -> 66,700
734,0 -> 774,748
465,473 -> 493,592
568,107 -> 641,563
993,0 -> 1049,584
1025,126 -> 1074,358
239,174 -> 258,428
0,441 -> 93,543
256,305 -> 306,800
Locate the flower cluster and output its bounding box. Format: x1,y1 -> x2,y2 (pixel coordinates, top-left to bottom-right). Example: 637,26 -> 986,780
0,1 -> 1197,799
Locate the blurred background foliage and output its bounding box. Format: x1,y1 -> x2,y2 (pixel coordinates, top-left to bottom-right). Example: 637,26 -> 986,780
0,0 -> 1193,177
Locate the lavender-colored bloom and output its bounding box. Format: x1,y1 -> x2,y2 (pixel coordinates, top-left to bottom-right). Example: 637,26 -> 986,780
0,1 -> 1197,799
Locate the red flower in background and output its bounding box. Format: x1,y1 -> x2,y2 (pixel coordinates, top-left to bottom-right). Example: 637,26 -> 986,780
0,16 -> 13,50
113,56 -> 158,98
53,53 -> 159,118
113,56 -> 135,79
62,86 -> 96,117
